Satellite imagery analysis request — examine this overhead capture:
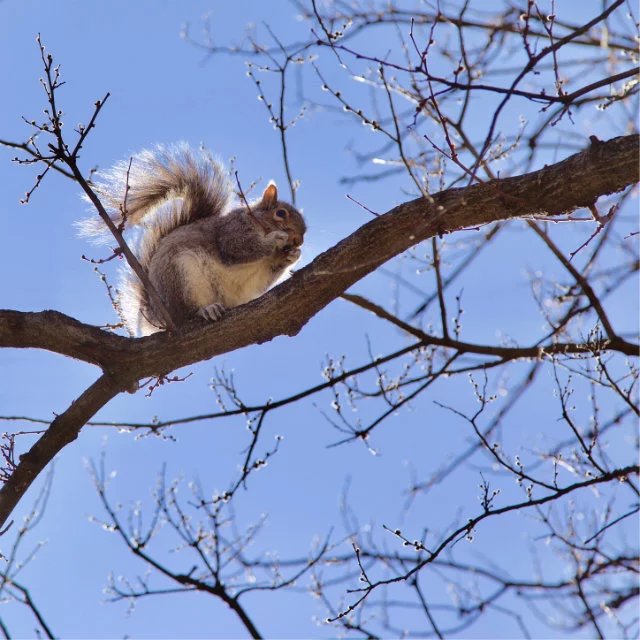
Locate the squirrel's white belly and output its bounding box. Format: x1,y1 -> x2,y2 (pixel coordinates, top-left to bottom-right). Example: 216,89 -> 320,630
177,250 -> 273,309
223,261 -> 275,306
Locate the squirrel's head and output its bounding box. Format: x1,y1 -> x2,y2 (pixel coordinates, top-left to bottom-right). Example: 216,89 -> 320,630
254,182 -> 306,248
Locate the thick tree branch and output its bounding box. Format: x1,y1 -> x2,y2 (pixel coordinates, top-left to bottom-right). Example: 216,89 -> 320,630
0,374 -> 124,532
0,310 -> 132,370
1,133 -> 637,377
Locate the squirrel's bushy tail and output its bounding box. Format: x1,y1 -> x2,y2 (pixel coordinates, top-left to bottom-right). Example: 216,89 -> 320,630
78,143 -> 232,243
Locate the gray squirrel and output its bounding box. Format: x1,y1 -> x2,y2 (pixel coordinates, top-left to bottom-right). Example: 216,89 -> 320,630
83,144 -> 306,335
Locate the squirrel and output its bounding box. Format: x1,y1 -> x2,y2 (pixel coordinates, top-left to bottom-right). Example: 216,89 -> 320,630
81,144 -> 306,335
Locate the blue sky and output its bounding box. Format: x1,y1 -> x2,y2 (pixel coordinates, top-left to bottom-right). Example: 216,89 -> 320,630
0,1 -> 637,638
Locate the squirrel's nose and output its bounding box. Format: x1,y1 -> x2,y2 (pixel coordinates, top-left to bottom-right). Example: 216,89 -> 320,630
289,232 -> 303,247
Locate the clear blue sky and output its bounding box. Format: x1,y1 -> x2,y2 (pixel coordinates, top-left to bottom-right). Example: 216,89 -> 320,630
0,1 -> 637,638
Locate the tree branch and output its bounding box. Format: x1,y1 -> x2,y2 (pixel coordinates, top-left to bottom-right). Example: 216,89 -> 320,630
1,133 -> 636,376
0,375 -> 124,532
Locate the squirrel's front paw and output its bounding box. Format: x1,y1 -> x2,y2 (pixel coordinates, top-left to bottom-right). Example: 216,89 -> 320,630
265,230 -> 289,250
272,247 -> 301,272
197,302 -> 226,322
282,247 -> 301,265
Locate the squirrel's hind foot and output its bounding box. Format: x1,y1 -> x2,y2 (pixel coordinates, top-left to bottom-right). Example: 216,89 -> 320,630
197,302 -> 227,322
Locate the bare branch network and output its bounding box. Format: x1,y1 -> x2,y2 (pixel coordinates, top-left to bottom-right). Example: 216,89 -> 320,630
0,0 -> 639,637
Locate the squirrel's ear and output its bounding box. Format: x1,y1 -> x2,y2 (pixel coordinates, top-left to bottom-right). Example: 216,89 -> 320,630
260,182 -> 278,209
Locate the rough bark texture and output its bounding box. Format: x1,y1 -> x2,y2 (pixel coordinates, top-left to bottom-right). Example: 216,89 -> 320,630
0,133 -> 638,529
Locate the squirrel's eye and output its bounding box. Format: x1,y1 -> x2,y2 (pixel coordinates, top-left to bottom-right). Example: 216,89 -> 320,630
275,209 -> 288,219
